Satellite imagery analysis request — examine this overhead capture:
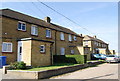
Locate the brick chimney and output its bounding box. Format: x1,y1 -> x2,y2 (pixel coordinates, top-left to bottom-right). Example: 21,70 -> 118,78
93,35 -> 97,38
80,34 -> 83,37
44,16 -> 51,23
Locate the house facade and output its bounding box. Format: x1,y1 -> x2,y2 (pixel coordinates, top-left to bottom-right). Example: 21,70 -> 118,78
109,50 -> 115,55
83,35 -> 109,55
0,9 -> 87,67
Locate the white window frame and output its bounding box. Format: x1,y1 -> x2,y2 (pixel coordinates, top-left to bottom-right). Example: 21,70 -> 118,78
73,36 -> 77,41
18,21 -> 26,31
60,32 -> 64,40
84,41 -> 88,45
97,42 -> 99,46
2,42 -> 13,52
94,41 -> 97,45
31,25 -> 38,36
104,44 -> 106,47
46,29 -> 51,38
40,45 -> 45,53
61,47 -> 65,55
68,34 -> 72,41
102,44 -> 104,47
99,43 -> 101,46
71,50 -> 74,54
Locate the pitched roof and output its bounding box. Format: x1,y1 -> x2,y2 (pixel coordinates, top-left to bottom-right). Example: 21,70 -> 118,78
83,35 -> 108,44
1,8 -> 82,37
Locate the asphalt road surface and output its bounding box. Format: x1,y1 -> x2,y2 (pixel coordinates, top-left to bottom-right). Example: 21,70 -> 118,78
50,63 -> 119,79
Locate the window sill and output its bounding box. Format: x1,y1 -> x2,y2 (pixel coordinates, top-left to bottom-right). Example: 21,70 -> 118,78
40,52 -> 46,54
17,29 -> 26,32
46,37 -> 52,39
69,41 -> 73,43
2,52 -> 13,54
60,40 -> 65,41
31,34 -> 38,37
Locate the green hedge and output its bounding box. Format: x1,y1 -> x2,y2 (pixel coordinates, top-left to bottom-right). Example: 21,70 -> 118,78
53,55 -> 87,64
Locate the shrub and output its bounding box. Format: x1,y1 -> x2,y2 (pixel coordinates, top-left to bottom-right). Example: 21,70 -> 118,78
53,55 -> 87,64
9,61 -> 26,70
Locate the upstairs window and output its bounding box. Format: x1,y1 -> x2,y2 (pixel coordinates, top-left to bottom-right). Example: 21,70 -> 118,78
99,43 -> 101,46
2,42 -> 12,52
104,44 -> 106,47
31,25 -> 38,36
68,34 -> 72,41
94,41 -> 97,45
84,41 -> 88,45
97,42 -> 99,46
102,44 -> 104,47
46,29 -> 51,38
60,32 -> 64,40
40,45 -> 45,53
73,36 -> 77,41
18,21 -> 26,31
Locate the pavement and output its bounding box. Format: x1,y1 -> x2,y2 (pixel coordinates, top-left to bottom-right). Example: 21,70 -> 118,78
0,68 -> 2,81
50,63 -> 119,79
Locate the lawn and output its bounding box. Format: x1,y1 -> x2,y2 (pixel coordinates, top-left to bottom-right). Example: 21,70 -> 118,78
26,63 -> 79,71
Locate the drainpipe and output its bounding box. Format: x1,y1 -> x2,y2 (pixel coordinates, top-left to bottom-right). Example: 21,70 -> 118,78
55,30 -> 57,55
50,43 -> 54,65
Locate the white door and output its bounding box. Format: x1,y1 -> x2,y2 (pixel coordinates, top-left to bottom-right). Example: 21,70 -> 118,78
61,48 -> 65,55
17,41 -> 22,62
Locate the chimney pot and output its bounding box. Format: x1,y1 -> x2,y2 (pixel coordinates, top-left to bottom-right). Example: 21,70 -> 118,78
93,35 -> 96,38
44,16 -> 51,23
80,34 -> 82,37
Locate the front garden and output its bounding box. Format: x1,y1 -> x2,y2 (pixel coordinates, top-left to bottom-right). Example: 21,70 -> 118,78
8,55 -> 105,71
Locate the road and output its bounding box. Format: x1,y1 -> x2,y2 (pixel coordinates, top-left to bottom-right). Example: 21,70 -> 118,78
50,63 -> 119,79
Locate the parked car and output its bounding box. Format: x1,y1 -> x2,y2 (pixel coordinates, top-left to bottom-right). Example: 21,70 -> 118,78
105,55 -> 120,63
91,54 -> 107,60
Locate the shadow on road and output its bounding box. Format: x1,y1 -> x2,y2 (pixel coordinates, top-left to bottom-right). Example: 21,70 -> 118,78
106,62 -> 120,64
81,73 -> 116,81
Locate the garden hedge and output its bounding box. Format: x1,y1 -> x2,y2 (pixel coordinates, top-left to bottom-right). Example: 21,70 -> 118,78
53,55 -> 87,64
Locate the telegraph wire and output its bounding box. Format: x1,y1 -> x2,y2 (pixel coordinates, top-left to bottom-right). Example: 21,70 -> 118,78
31,2 -> 47,17
37,0 -> 110,43
39,1 -> 95,35
33,3 -> 74,26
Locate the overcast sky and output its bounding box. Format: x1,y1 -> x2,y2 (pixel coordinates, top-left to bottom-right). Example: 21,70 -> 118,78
1,2 -> 118,52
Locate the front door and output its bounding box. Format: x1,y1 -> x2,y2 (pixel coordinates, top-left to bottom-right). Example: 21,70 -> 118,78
17,41 -> 22,62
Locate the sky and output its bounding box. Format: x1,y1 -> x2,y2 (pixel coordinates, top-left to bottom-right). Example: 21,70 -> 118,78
1,2 -> 118,52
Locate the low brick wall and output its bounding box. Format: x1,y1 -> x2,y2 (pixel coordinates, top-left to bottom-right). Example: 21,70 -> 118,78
3,61 -> 104,79
4,70 -> 38,79
37,64 -> 88,79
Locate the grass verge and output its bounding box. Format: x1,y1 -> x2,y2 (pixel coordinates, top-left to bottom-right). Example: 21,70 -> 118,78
87,59 -> 105,63
25,63 -> 79,71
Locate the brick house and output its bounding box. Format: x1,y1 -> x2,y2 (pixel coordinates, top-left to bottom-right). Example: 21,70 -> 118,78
109,50 -> 115,55
0,9 -> 90,67
83,35 -> 109,55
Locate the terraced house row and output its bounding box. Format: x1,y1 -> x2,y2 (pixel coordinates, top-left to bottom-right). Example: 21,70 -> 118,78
0,9 -> 113,67
83,35 -> 109,54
